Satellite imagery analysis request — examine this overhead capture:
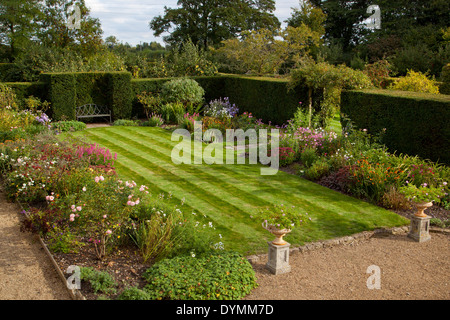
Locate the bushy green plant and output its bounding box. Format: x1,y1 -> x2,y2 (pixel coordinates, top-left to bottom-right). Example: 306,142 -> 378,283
398,183 -> 446,203
390,70 -> 440,94
160,102 -> 185,124
129,207 -> 184,262
160,78 -> 205,108
142,113 -> 164,127
51,121 -> 87,132
113,119 -> 140,126
117,287 -> 152,300
136,91 -> 163,119
304,158 -> 331,181
142,251 -> 257,300
300,147 -> 318,168
253,203 -> 310,230
0,83 -> 18,109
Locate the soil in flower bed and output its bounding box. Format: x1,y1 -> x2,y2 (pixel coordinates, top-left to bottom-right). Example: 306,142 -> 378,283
51,242 -> 152,300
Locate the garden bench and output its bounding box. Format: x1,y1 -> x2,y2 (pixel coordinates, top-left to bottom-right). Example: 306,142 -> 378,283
76,104 -> 112,123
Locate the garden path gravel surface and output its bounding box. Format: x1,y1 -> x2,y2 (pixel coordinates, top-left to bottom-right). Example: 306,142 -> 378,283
0,188 -> 448,300
245,231 -> 449,300
0,191 -> 71,300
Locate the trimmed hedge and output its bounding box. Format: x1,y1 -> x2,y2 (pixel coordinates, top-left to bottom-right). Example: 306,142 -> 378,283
4,81 -> 46,104
0,63 -> 16,81
11,73 -> 312,125
39,72 -> 132,121
40,73 -> 77,121
341,89 -> 450,164
131,75 -> 313,125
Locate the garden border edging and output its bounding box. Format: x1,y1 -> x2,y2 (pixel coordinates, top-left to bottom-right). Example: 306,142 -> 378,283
13,198 -> 85,300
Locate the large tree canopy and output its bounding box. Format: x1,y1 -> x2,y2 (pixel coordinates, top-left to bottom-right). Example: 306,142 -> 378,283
149,0 -> 281,48
0,0 -> 43,61
0,0 -> 103,61
310,0 -> 450,51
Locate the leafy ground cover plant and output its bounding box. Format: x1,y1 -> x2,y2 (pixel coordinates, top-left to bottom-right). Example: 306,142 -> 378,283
51,121 -> 87,133
142,251 -> 257,300
80,267 -> 118,295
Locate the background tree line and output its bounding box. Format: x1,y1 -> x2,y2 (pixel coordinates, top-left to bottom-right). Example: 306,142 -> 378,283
1,0 -> 448,81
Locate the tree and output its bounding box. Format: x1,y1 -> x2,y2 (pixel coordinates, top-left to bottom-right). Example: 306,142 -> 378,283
0,0 -> 43,61
214,25 -> 322,75
289,57 -> 373,127
38,0 -> 103,56
309,0 -> 371,51
285,0 -> 326,36
149,0 -> 280,48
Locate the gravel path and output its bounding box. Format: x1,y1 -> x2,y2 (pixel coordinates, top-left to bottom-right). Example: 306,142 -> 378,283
0,191 -> 72,300
246,231 -> 449,300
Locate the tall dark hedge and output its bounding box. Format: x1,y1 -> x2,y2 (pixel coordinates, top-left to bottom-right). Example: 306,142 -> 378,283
39,72 -> 133,121
131,75 -> 312,125
106,72 -> 133,120
39,73 -> 77,121
4,81 -> 46,105
341,89 -> 450,164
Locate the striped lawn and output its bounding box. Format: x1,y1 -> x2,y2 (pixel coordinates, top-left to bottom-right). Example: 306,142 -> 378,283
79,126 -> 409,254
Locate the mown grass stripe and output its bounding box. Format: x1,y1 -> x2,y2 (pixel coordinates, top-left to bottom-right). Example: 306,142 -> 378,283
86,129 -> 267,242
113,127 -> 273,209
115,127 -> 326,211
82,132 -> 186,209
103,127 -> 374,224
130,127 -> 408,228
83,130 -> 260,248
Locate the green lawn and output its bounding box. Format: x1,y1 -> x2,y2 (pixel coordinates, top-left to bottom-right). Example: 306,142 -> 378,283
76,126 -> 408,254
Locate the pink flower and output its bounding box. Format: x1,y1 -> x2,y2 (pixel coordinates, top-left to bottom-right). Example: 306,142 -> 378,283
99,175 -> 105,181
71,205 -> 76,210
46,195 -> 54,201
103,215 -> 107,219
128,195 -> 133,199
106,230 -> 112,235
76,206 -> 82,211
69,214 -> 75,222
94,176 -> 100,183
135,199 -> 140,205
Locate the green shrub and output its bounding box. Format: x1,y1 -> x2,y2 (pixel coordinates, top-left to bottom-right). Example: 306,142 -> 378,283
142,114 -> 164,127
341,89 -> 450,164
160,102 -> 185,124
300,147 -> 319,168
0,83 -> 18,109
390,70 -> 440,94
440,63 -> 450,95
160,78 -> 205,108
51,121 -> 87,132
142,251 -> 258,300
80,267 -> 117,295
113,119 -> 140,126
304,158 -> 331,181
117,287 -> 152,300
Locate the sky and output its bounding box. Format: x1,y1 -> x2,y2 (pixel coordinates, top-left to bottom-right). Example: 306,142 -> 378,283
83,0 -> 302,46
